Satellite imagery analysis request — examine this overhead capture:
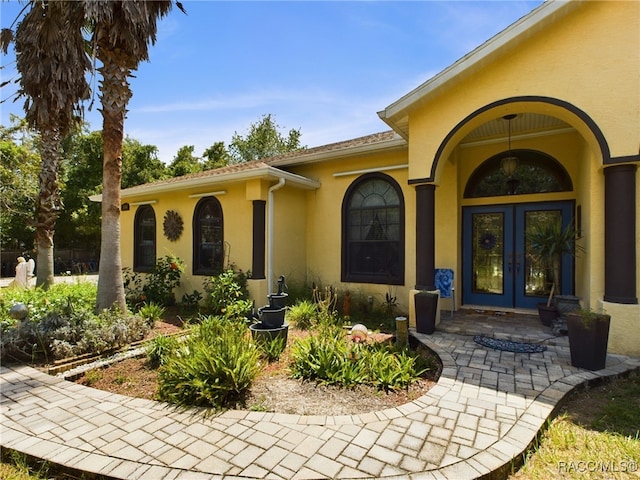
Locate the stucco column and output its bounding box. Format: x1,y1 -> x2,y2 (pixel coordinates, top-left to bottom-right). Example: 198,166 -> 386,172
415,184 -> 436,290
252,200 -> 266,279
604,164 -> 637,304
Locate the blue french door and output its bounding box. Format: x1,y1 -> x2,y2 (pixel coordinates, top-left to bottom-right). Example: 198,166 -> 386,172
462,202 -> 574,309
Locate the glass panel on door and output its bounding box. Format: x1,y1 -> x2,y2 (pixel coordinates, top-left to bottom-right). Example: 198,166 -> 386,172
463,205 -> 513,308
523,210 -> 561,298
471,212 -> 505,295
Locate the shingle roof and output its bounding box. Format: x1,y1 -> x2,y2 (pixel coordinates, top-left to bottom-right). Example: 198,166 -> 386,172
117,130 -> 404,197
262,130 -> 401,166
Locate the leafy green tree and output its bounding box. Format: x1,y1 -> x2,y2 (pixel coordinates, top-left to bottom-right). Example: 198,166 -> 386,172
168,145 -> 203,177
57,131 -> 168,255
202,141 -> 231,170
0,119 -> 39,253
228,113 -> 304,163
57,129 -> 103,253
122,137 -> 167,188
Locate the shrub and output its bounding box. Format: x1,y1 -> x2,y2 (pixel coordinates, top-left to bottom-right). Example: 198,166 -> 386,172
138,303 -> 166,326
157,316 -> 260,410
122,267 -> 144,308
143,256 -> 184,306
0,284 -> 150,362
203,268 -> 251,316
146,334 -> 179,368
222,299 -> 253,322
255,334 -> 287,363
286,300 -> 317,330
180,290 -> 202,310
122,256 -> 185,309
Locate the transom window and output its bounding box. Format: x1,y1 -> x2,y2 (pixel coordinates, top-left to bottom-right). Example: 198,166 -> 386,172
342,173 -> 404,285
134,205 -> 156,272
464,149 -> 573,198
193,197 -> 224,276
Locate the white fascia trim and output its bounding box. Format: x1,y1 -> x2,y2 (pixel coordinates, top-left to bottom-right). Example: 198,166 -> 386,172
380,1 -> 577,121
333,164 -> 408,178
188,190 -> 227,198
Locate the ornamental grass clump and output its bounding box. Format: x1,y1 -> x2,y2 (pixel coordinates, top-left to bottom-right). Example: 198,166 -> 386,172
157,316 -> 260,410
137,302 -> 166,326
286,299 -> 317,330
256,335 -> 287,362
146,334 -> 179,368
290,320 -> 427,391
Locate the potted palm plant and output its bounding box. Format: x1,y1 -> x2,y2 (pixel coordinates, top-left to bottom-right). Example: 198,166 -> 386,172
564,309 -> 611,370
527,219 -> 583,326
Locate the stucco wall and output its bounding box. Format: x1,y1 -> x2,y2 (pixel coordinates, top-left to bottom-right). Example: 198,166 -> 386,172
290,151 -> 414,313
121,181 -> 256,302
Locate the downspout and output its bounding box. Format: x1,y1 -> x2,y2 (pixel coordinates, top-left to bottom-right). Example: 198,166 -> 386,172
267,177 -> 286,294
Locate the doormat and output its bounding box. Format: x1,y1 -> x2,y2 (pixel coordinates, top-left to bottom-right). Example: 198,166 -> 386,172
473,335 -> 547,353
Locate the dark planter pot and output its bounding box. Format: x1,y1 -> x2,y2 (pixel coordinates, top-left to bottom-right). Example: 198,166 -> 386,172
555,295 -> 581,316
566,312 -> 611,371
258,305 -> 286,328
537,302 -> 559,327
268,293 -> 288,309
249,322 -> 289,346
415,292 -> 438,335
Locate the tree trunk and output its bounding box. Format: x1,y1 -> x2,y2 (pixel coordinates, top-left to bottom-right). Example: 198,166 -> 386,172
34,129 -> 62,289
96,51 -> 131,312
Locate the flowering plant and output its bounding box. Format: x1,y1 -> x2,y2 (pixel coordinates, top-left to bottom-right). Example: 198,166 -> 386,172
142,255 -> 185,306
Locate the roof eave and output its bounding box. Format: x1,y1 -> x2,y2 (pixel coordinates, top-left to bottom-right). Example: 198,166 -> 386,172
89,166 -> 321,203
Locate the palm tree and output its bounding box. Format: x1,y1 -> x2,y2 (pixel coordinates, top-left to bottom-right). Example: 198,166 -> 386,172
85,1 -> 184,310
9,1 -> 91,288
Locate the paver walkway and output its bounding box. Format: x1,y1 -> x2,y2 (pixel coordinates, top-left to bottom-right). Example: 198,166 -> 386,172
1,312 -> 638,479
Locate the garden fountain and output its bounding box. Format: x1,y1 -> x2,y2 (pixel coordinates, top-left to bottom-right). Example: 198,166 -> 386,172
249,275 -> 289,344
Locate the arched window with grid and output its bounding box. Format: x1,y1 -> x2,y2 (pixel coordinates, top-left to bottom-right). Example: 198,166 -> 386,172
341,173 -> 404,285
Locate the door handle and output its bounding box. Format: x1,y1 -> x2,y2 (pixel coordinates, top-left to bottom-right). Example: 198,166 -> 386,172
507,253 -> 513,273
516,253 -> 521,274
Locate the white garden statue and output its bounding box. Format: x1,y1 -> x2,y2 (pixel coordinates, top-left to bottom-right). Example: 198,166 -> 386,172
13,256 -> 29,288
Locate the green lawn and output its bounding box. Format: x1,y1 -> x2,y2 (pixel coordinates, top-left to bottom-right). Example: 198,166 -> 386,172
511,370 -> 640,479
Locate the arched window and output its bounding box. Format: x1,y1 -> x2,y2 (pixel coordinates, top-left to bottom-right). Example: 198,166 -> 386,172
193,197 -> 224,276
464,149 -> 573,198
134,205 -> 156,272
342,173 -> 405,285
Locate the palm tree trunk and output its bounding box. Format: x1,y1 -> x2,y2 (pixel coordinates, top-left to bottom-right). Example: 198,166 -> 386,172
548,255 -> 561,307
34,128 -> 62,289
95,51 -> 130,312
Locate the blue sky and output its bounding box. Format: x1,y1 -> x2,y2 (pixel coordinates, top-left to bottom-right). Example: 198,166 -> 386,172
1,0 -> 542,162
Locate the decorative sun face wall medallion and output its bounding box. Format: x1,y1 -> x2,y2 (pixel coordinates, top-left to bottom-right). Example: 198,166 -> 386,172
163,210 -> 183,241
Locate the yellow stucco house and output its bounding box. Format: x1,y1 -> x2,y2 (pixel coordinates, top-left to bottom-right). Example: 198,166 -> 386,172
115,1 -> 639,356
